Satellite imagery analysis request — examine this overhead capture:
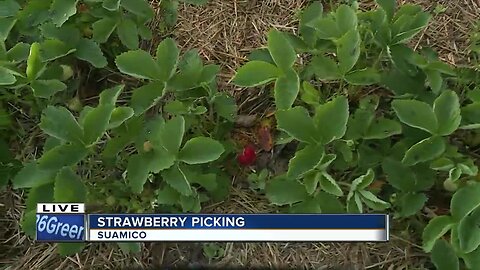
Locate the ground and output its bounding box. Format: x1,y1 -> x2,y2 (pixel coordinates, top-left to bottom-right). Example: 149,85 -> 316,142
1,0 -> 479,269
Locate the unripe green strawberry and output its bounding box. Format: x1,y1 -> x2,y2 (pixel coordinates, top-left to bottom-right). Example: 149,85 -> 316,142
443,179 -> 458,192
106,196 -> 116,206
68,96 -> 83,112
61,65 -> 74,81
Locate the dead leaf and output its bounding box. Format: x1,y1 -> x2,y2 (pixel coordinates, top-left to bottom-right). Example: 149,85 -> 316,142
257,119 -> 274,151
235,114 -> 257,127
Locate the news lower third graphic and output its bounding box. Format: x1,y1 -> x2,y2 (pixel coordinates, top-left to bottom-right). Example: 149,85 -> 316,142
36,203 -> 390,242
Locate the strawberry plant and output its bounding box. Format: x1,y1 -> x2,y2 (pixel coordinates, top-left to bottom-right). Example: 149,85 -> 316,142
8,33 -> 237,254
233,1 -> 480,269
1,0 -> 232,256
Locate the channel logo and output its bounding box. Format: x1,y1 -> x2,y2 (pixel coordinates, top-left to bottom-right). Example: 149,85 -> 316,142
36,203 -> 86,242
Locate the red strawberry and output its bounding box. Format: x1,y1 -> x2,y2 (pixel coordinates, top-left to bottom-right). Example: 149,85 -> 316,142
237,145 -> 257,166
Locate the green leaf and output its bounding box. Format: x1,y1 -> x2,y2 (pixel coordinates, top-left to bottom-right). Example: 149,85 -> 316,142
161,0 -> 178,27
199,64 -> 219,84
178,137 -> 225,164
6,43 -> 30,62
180,0 -> 208,5
319,172 -> 343,196
248,48 -> 275,64
82,104 -> 115,145
287,145 -> 324,179
317,191 -> 345,213
161,164 -> 193,196
157,184 -> 180,205
265,177 -> 308,206
300,1 -> 323,28
0,17 -> 16,41
451,183 -> 480,221
276,107 -> 318,144
233,61 -> 280,87
430,157 -> 455,171
39,23 -> 81,46
347,192 -> 363,213
467,88 -> 480,102
376,0 -> 395,20
179,193 -> 201,213
274,69 -> 299,110
50,0 -> 77,27
309,55 -> 340,80
37,144 -> 88,171
127,154 -> 151,193
116,50 -> 161,80
26,43 -> 45,81
57,243 -> 85,256
317,153 -> 337,170
108,107 -> 134,129
314,96 -> 349,144
92,17 -> 117,43
433,90 -> 461,135
158,116 -> 185,154
54,167 -> 86,202
431,239 -> 459,270
148,148 -> 175,173
120,0 -> 154,19
30,79 -> 67,98
130,81 -> 166,115
363,118 -> 402,139
99,85 -> 124,106
0,67 -> 15,85
460,103 -> 480,130
382,158 -> 417,192
168,49 -> 203,90
463,247 -> 480,270
191,173 -> 217,192
138,24 -> 152,40
402,136 -> 446,166
458,160 -> 478,176
345,68 -> 381,85
303,172 -> 319,195
12,162 -> 56,189
74,39 -> 107,68
350,169 -> 375,191
213,93 -> 237,121
425,69 -> 442,94
336,5 -> 357,34
337,29 -> 361,74
156,38 -> 179,81
21,211 -> 37,238
422,216 -> 454,252
300,81 -> 321,105
118,242 -> 141,254
25,183 -> 54,211
40,106 -> 84,143
392,99 -> 438,134
458,208 -> 480,253
117,18 -> 139,50
267,29 -> 296,70
309,17 -> 341,40
396,192 -> 427,217
0,0 -> 20,17
358,190 -> 390,210
40,39 -> 76,61
392,12 -> 431,44
448,167 -> 462,182
103,0 -> 120,11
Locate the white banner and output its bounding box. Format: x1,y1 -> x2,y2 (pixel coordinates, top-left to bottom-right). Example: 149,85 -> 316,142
37,203 -> 85,214
88,229 -> 388,242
